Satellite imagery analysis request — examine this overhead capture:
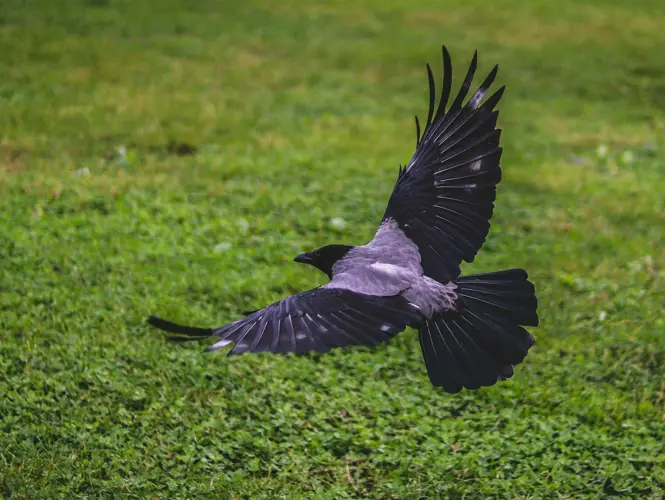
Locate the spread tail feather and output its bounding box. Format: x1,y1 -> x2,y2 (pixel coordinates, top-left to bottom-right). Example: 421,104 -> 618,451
419,268 -> 538,393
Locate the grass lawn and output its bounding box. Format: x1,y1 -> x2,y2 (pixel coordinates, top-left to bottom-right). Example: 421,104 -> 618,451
2,0 -> 665,497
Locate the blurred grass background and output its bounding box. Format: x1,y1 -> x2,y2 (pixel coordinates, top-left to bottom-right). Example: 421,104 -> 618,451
1,0 -> 664,497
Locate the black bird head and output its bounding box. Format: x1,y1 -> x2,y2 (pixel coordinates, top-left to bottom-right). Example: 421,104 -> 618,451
294,244 -> 354,278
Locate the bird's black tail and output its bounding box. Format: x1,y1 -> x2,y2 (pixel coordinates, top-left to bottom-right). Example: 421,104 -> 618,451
418,268 -> 538,393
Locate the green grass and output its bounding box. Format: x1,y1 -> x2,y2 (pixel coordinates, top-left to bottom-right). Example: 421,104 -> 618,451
2,0 -> 665,497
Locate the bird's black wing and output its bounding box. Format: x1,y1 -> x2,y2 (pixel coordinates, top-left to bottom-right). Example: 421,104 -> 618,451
148,287 -> 422,355
382,46 -> 504,283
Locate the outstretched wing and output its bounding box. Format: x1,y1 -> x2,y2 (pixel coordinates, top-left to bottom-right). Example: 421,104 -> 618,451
382,46 -> 505,283
148,287 -> 422,355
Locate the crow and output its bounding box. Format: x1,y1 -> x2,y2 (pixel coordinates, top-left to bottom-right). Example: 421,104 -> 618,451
148,46 -> 538,393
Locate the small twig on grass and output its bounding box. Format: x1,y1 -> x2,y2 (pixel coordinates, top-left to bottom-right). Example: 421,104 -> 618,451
345,455 -> 354,485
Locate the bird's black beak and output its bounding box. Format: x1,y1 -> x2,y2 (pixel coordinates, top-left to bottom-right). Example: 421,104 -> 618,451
294,252 -> 313,264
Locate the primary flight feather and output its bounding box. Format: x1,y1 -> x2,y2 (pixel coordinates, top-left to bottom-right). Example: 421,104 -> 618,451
148,46 -> 538,393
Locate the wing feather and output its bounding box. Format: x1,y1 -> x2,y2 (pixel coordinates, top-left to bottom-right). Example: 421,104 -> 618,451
148,287 -> 422,356
383,46 -> 505,282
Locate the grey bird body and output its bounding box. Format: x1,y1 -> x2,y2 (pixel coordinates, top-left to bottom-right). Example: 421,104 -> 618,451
148,46 -> 539,393
326,218 -> 458,318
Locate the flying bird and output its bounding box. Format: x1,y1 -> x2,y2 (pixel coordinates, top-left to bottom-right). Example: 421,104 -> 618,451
148,46 -> 538,393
